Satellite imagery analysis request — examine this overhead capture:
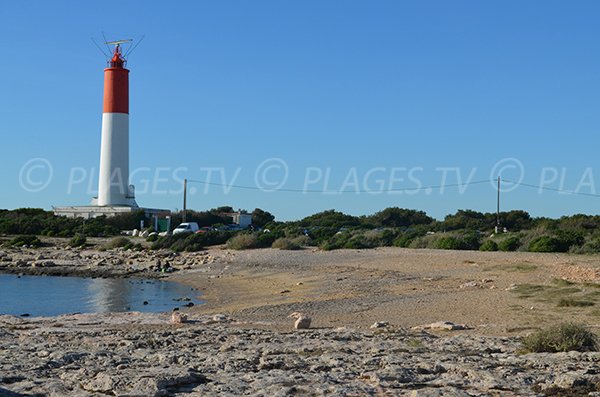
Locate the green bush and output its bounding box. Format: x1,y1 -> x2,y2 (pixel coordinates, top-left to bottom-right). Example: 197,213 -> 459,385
521,323 -> 597,353
146,234 -> 158,242
529,236 -> 564,253
320,232 -> 352,251
272,237 -> 301,250
104,236 -> 131,250
479,240 -> 498,251
256,231 -> 280,248
69,233 -> 87,247
226,234 -> 259,250
343,236 -> 370,249
152,231 -> 233,252
498,236 -> 521,252
435,232 -> 480,251
9,235 -> 42,248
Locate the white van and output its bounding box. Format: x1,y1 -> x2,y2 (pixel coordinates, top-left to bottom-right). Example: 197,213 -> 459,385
173,222 -> 200,234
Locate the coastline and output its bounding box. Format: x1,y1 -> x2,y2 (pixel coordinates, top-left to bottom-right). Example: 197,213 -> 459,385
3,243 -> 600,334
3,243 -> 600,394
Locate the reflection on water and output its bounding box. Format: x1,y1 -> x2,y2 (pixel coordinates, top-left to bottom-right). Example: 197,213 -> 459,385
0,274 -> 201,317
87,278 -> 133,313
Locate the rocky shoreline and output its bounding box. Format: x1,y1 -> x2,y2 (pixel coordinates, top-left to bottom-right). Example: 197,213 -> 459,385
0,245 -> 216,279
2,312 -> 600,396
4,244 -> 600,395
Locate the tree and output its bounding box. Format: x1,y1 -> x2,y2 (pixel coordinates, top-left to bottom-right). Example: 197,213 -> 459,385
252,208 -> 275,228
367,207 -> 433,228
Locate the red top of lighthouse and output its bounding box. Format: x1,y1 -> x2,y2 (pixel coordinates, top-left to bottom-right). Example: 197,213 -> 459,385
108,44 -> 126,68
103,44 -> 129,114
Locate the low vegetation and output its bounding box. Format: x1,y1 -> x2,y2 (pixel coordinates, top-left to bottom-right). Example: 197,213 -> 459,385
68,233 -> 87,247
5,206 -> 600,253
521,323 -> 598,353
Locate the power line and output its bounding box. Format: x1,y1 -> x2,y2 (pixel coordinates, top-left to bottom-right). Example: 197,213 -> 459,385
186,178 -> 492,194
501,179 -> 600,198
185,177 -> 600,198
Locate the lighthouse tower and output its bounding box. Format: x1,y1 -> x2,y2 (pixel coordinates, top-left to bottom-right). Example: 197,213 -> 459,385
94,43 -> 137,207
54,39 -> 170,221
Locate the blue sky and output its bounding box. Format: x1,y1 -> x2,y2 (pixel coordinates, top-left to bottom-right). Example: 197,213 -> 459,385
1,1 -> 600,221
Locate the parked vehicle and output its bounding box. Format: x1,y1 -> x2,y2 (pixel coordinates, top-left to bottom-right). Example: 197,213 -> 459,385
173,222 -> 200,234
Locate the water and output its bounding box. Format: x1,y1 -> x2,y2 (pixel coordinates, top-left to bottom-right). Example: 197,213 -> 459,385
0,274 -> 202,317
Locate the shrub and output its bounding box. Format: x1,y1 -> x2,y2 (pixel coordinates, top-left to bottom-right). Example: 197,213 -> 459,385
479,240 -> 498,251
256,232 -> 280,248
104,236 -> 131,250
292,235 -> 312,246
272,237 -> 301,250
498,236 -> 521,252
69,233 -> 87,247
146,234 -> 158,242
343,236 -> 370,249
226,234 -> 259,250
9,235 -> 42,248
124,242 -> 144,251
435,232 -> 480,251
152,231 -> 233,252
320,232 -> 352,251
521,323 -> 597,353
529,236 -> 564,253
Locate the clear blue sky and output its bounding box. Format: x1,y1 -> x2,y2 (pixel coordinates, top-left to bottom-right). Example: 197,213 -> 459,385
1,1 -> 599,221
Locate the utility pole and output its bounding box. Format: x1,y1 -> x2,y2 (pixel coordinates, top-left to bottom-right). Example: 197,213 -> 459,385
183,178 -> 187,223
496,176 -> 500,233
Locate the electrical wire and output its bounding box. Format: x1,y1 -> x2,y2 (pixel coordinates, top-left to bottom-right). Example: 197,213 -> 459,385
501,179 -> 600,198
186,178 -> 492,194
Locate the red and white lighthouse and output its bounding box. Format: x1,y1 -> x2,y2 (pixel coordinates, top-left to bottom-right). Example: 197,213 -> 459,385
95,43 -> 137,207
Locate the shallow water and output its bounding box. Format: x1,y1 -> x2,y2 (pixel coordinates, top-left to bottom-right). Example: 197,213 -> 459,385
0,274 -> 201,317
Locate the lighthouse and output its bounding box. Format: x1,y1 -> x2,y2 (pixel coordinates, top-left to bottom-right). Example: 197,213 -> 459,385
54,39 -> 169,221
94,43 -> 137,207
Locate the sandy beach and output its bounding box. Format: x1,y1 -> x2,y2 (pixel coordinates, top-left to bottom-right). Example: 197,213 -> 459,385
172,246 -> 600,335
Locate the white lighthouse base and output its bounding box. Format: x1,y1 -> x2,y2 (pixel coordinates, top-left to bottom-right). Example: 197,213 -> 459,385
53,205 -> 169,220
90,196 -> 138,207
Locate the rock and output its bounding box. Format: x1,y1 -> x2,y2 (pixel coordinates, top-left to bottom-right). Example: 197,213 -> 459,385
82,372 -> 114,393
288,312 -> 311,329
171,311 -> 188,324
212,314 -> 228,322
132,229 -> 140,237
459,281 -> 478,289
141,230 -> 149,238
413,321 -> 468,331
370,321 -> 389,329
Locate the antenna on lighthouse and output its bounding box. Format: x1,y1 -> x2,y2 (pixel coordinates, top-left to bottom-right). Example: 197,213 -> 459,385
92,34 -> 144,65
105,39 -> 133,46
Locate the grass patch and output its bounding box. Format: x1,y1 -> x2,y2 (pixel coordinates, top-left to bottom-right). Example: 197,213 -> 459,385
484,263 -> 538,273
407,338 -> 424,348
552,278 -> 575,287
507,263 -> 538,272
513,284 -> 549,298
521,323 -> 598,353
558,298 -> 595,307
